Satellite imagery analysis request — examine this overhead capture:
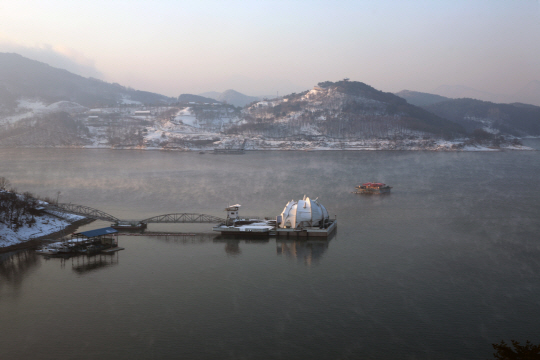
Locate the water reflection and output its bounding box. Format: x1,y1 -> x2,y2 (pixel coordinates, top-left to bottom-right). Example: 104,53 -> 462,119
276,240 -> 329,266
3,147 -> 540,359
213,235 -> 270,256
148,232 -> 334,262
225,240 -> 241,255
69,253 -> 119,274
0,250 -> 41,291
147,233 -> 216,244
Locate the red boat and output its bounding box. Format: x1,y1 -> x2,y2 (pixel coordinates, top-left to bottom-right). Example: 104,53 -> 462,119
354,182 -> 392,194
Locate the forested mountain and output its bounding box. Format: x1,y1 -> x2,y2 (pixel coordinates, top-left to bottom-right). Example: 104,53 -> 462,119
227,80 -> 466,139
430,82 -> 540,106
422,98 -> 540,136
199,89 -> 259,107
177,94 -> 220,104
0,52 -> 537,150
0,53 -> 175,110
431,85 -> 508,103
395,90 -> 450,106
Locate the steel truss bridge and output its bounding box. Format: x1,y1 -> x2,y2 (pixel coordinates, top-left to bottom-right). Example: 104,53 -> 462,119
45,203 -> 225,225
46,203 -> 120,222
141,213 -> 225,224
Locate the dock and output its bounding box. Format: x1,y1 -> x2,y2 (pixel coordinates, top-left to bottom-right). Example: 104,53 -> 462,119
213,197 -> 337,238
273,219 -> 337,237
37,227 -> 123,256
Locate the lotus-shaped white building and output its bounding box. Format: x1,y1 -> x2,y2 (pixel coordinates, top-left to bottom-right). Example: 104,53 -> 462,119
278,195 -> 330,229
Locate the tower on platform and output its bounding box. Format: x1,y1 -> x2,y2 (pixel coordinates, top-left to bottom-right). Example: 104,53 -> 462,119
225,204 -> 241,225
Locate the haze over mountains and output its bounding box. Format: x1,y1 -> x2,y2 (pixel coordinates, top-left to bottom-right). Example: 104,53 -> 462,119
427,82 -> 540,107
177,94 -> 219,104
199,90 -> 260,107
396,90 -> 540,137
394,90 -> 450,107
0,53 -> 174,110
0,53 -> 265,110
0,52 -> 539,151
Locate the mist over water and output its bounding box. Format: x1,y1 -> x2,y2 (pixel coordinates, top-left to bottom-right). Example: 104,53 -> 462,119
1,143 -> 540,359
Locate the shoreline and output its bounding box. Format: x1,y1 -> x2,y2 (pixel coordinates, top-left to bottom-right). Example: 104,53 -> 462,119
0,145 -> 536,152
0,218 -> 95,254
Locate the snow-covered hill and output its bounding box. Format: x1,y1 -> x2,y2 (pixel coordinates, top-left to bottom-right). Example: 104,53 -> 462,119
0,79 -> 534,151
0,211 -> 84,247
233,80 -> 465,140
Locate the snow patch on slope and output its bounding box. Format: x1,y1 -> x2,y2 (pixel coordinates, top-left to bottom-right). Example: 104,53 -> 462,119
0,211 -> 85,248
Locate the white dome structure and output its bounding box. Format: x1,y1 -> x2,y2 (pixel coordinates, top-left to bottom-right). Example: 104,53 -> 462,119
278,195 -> 330,229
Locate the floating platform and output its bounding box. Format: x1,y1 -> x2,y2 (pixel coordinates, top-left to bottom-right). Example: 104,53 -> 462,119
213,197 -> 336,238
273,219 -> 337,237
213,219 -> 337,238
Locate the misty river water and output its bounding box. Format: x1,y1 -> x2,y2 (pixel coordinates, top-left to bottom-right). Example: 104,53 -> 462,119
1,142 -> 540,359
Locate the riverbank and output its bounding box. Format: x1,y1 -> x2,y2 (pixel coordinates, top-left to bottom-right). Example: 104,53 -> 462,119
0,217 -> 94,254
0,207 -> 93,250
0,140 -> 536,151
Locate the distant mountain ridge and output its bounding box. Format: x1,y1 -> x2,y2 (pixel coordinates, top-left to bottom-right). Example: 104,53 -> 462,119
396,88 -> 540,136
198,91 -> 221,100
395,90 -> 450,106
0,52 -> 175,109
1,52 -> 538,142
199,89 -> 259,107
422,98 -> 540,136
431,82 -> 540,106
177,94 -> 220,104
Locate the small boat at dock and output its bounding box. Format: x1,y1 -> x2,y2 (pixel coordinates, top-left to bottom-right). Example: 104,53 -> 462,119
111,221 -> 147,230
36,247 -> 59,255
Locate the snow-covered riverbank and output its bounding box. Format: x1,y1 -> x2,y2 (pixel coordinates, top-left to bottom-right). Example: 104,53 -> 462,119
0,210 -> 85,248
3,135 -> 535,152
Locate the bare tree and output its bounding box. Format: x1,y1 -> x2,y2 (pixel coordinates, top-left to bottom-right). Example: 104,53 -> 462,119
0,177 -> 10,191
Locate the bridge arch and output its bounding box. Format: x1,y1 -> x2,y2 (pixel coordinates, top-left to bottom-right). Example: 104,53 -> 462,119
141,213 -> 225,224
44,204 -> 225,225
45,203 -> 119,222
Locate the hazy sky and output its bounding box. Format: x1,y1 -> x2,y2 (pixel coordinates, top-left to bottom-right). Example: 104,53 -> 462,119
1,0 -> 539,97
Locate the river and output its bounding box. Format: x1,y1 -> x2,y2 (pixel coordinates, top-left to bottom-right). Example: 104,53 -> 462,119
1,143 -> 540,359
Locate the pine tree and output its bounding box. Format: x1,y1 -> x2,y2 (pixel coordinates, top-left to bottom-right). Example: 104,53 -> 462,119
491,340 -> 540,360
